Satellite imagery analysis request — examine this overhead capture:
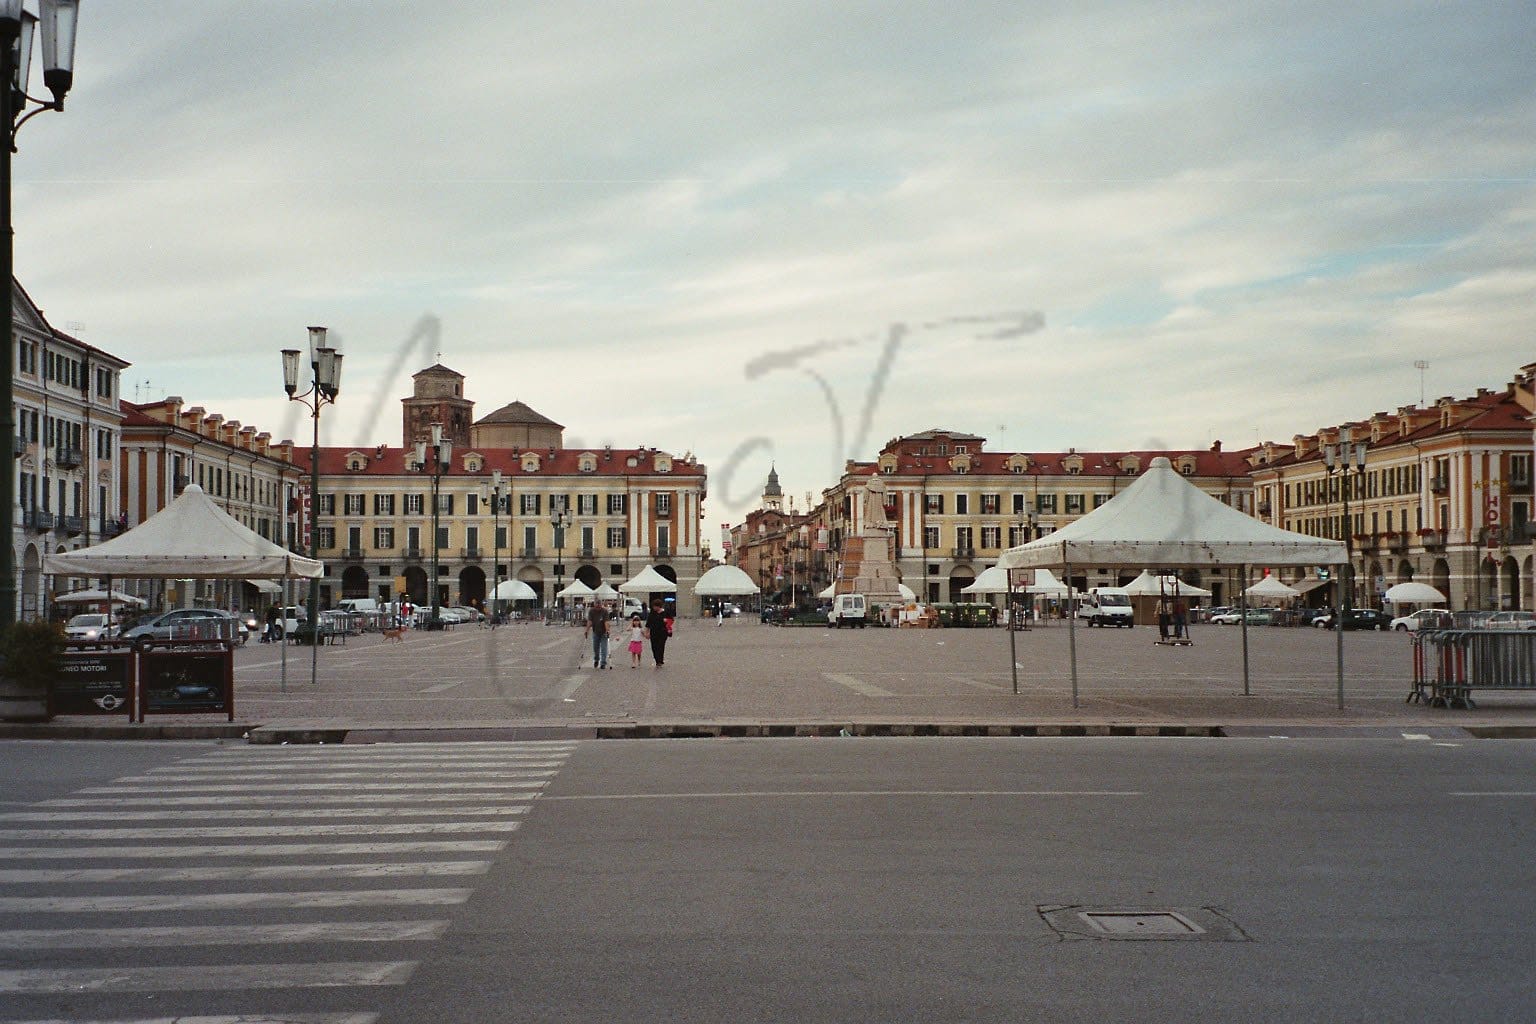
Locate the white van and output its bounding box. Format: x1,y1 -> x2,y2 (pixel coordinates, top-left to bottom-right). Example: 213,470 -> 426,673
828,593 -> 868,628
337,598 -> 381,614
1080,587 -> 1134,627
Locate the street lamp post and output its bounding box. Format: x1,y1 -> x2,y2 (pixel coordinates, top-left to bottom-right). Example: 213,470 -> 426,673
1323,428 -> 1366,707
1,0 -> 79,626
282,328 -> 342,687
484,469 -> 502,627
414,423 -> 452,630
550,505 -> 570,621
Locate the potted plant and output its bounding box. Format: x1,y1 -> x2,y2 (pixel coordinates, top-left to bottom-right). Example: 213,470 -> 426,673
0,620 -> 64,722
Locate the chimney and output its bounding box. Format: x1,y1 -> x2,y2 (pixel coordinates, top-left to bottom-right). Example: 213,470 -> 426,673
1210,439 -> 1222,452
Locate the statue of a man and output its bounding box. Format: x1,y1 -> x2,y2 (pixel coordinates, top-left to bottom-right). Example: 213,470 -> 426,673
863,474 -> 892,534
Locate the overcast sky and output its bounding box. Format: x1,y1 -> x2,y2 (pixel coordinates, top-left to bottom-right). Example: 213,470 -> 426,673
15,1 -> 1534,522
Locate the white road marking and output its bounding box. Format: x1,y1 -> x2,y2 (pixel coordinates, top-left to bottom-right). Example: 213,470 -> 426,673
0,960 -> 417,993
554,672 -> 585,700
164,757 -> 566,769
1451,791 -> 1536,797
0,861 -> 490,883
80,781 -> 549,793
822,672 -> 896,697
117,768 -> 561,782
418,681 -> 461,693
0,889 -> 471,913
0,919 -> 450,948
952,676 -> 1008,693
0,806 -> 530,822
42,793 -> 536,807
1402,733 -> 1430,740
543,789 -> 1142,801
0,840 -> 507,859
0,1015 -> 379,1024
0,821 -> 522,840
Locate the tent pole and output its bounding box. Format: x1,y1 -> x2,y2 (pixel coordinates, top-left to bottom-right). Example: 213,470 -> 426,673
1067,561 -> 1079,709
1008,568 -> 1018,696
280,564 -> 289,694
1240,564 -> 1251,696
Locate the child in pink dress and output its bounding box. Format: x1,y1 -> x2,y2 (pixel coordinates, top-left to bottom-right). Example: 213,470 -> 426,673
627,614 -> 645,667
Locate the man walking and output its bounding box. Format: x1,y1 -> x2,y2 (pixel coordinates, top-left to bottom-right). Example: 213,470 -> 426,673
584,600 -> 612,669
643,599 -> 671,668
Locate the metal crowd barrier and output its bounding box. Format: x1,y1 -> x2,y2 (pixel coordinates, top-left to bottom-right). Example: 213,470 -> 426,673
1409,629 -> 1536,708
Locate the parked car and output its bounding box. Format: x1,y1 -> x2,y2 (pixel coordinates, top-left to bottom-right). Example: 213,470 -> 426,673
1296,607 -> 1332,626
63,613 -> 118,641
1390,608 -> 1454,632
1210,607 -> 1273,626
1487,610 -> 1536,631
1313,608 -> 1392,631
122,608 -> 249,644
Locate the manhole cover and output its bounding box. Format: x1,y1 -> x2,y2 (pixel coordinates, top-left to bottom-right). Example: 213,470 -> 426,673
1038,905 -> 1249,941
1080,911 -> 1203,936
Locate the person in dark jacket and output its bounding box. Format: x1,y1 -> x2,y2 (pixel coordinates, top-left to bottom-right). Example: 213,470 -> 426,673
643,600 -> 670,667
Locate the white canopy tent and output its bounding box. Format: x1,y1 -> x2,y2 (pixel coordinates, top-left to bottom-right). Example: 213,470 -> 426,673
999,457 -> 1348,706
619,565 -> 679,594
897,583 -> 916,602
592,582 -> 621,600
555,579 -> 596,600
1384,581 -> 1447,605
1245,575 -> 1302,601
54,588 -> 147,607
1123,571 -> 1212,598
1024,569 -> 1074,595
44,484 -> 325,692
960,566 -> 1011,595
693,565 -> 760,596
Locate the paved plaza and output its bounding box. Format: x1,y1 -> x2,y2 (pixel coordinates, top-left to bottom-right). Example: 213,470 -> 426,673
81,616 -> 1536,734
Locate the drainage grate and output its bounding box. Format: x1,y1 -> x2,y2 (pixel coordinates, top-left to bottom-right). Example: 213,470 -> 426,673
1038,905 -> 1249,941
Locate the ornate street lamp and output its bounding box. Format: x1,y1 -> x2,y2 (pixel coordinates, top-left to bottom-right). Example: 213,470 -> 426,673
483,468 -> 502,627
550,504 -> 570,620
1323,427 -> 1367,702
414,423 -> 452,630
282,327 -> 342,686
1,0 -> 80,625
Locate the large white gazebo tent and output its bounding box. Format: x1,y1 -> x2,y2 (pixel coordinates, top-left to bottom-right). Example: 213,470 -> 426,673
1000,457 -> 1347,707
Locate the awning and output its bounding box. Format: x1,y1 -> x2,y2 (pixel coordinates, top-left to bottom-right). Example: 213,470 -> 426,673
1290,577 -> 1330,595
246,579 -> 282,594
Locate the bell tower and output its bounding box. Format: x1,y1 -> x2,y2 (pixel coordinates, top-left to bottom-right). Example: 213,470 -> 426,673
402,364 -> 474,448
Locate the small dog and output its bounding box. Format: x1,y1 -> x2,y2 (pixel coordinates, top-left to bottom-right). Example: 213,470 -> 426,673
381,625 -> 407,642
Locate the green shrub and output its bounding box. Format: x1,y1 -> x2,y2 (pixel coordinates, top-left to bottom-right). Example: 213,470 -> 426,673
0,620 -> 64,686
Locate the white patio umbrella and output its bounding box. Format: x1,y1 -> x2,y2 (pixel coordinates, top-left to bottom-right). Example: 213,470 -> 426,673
1245,575 -> 1301,601
1384,581 -> 1447,604
693,565 -> 760,596
54,588 -> 147,607
493,578 -> 538,601
619,565 -> 678,593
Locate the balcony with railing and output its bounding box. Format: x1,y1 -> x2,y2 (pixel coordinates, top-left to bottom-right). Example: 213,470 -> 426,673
23,509 -> 53,531
339,547 -> 366,561
101,518 -> 127,538
1429,475 -> 1449,494
654,545 -> 674,558
1418,528 -> 1446,549
519,546 -> 540,560
576,547 -> 598,559
54,446 -> 83,469
403,547 -> 425,562
60,515 -> 83,535
460,547 -> 483,561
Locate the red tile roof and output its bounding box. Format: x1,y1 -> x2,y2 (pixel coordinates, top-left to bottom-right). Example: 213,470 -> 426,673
294,446 -> 705,479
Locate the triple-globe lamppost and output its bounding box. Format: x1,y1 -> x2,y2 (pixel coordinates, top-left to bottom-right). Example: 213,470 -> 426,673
550,505 -> 570,620
415,423 -> 451,630
282,327 -> 342,687
0,0 -> 79,626
483,469 -> 502,626
1323,427 -> 1367,695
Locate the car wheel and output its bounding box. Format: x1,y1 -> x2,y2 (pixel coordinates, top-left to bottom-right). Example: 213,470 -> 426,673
1395,624 -> 1407,631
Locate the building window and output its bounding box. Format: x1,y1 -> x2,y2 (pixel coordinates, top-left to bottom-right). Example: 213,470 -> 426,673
955,494 -> 969,515
467,493 -> 479,515
607,493 -> 628,515
1008,526 -> 1029,546
607,526 -> 628,548
981,494 -> 1000,515
656,493 -> 672,516
1065,494 -> 1085,514
374,526 -> 395,548
317,493 -> 335,515
437,493 -> 453,514
404,493 -> 424,515
955,526 -> 973,551
981,526 -> 1001,549
436,526 -> 448,550
343,494 -> 365,516
1036,494 -> 1057,514
924,494 -> 943,514
923,525 -> 939,548
521,493 -> 541,515
374,493 -> 396,516
317,526 -> 335,549
578,493 -> 597,515
1093,493 -> 1111,508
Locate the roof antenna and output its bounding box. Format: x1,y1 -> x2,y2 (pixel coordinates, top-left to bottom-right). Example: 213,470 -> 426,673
1413,360 -> 1429,406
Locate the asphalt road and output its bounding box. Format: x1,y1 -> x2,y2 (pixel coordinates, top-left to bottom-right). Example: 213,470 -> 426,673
2,736 -> 1533,1022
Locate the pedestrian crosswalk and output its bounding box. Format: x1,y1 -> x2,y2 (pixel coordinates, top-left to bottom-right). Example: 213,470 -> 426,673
0,740 -> 576,1022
